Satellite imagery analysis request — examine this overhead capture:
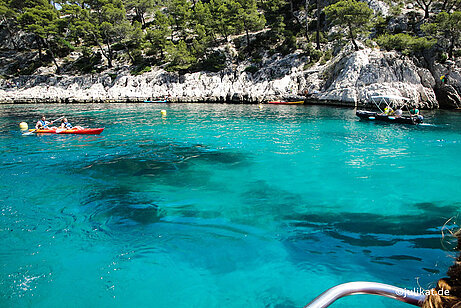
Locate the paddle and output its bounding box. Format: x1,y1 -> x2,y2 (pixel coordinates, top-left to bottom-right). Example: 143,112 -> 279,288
22,116 -> 65,136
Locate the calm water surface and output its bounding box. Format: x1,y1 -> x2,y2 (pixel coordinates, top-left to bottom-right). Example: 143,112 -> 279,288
1,103 -> 460,307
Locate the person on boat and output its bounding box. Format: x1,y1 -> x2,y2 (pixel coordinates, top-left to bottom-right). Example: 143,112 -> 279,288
35,116 -> 57,130
410,107 -> 424,121
384,106 -> 394,115
394,108 -> 403,118
60,118 -> 83,130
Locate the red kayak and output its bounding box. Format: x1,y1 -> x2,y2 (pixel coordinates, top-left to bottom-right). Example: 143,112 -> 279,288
29,128 -> 104,135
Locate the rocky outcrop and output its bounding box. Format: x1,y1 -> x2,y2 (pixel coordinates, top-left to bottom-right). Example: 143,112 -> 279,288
431,62 -> 461,109
0,48 -> 443,108
311,48 -> 438,108
434,85 -> 461,109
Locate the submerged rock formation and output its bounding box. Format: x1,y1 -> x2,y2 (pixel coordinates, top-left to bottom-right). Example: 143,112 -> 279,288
0,48 -> 452,108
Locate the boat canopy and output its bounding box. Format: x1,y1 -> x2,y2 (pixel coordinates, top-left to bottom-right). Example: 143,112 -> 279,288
371,95 -> 410,101
369,95 -> 412,112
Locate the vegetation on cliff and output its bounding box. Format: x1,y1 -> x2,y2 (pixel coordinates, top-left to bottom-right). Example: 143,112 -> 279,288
0,0 -> 460,76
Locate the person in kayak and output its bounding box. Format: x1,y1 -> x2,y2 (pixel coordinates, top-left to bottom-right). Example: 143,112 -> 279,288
60,118 -> 83,130
35,116 -> 57,130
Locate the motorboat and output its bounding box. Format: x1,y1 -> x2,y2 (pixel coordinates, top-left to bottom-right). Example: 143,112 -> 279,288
356,95 -> 423,125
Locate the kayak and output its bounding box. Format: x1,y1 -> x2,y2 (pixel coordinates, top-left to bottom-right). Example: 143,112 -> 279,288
268,101 -> 304,105
29,128 -> 105,135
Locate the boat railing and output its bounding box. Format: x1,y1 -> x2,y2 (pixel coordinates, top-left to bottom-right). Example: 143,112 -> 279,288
304,281 -> 426,308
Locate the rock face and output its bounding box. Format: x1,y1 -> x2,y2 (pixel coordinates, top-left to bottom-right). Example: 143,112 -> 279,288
314,49 -> 438,108
431,62 -> 461,109
0,48 -> 444,108
434,85 -> 461,109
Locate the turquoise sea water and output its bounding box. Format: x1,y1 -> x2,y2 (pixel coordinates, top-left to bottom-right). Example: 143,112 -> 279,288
1,103 -> 460,307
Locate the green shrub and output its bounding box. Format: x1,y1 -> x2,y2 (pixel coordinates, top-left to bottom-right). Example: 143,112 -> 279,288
200,51 -> 226,72
55,38 -> 75,57
311,49 -> 323,62
439,52 -> 448,63
278,31 -> 297,55
376,33 -> 436,55
131,65 -> 151,75
323,50 -> 333,61
374,15 -> 388,36
244,65 -> 259,74
164,41 -> 197,72
73,51 -> 102,73
132,49 -> 143,64
389,2 -> 403,16
303,62 -> 315,70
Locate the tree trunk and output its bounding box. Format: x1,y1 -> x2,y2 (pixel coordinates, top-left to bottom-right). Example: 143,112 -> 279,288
36,37 -> 43,60
348,25 -> 359,51
41,37 -> 60,74
449,36 -> 455,59
415,0 -> 431,19
244,18 -> 251,55
289,0 -> 303,26
316,0 -> 320,50
92,33 -> 112,67
305,0 -> 310,41
107,38 -> 113,67
2,17 -> 18,50
124,43 -> 135,63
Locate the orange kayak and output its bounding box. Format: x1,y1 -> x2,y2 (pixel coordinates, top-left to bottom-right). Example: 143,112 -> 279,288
268,101 -> 304,105
29,128 -> 104,135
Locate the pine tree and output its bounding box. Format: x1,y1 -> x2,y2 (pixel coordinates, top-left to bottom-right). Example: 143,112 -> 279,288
125,0 -> 155,27
235,0 -> 265,52
0,0 -> 18,49
145,11 -> 171,60
422,11 -> 461,59
324,0 -> 373,51
18,2 -> 62,72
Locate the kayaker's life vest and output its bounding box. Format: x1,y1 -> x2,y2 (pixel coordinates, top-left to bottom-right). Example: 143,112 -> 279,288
63,122 -> 73,128
410,108 -> 419,115
40,120 -> 48,128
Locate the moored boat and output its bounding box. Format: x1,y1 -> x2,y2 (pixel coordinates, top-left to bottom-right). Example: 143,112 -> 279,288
29,128 -> 105,135
356,110 -> 422,124
356,95 -> 423,125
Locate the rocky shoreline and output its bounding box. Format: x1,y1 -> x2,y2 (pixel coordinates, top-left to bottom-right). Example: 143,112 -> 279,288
1,48 -> 460,109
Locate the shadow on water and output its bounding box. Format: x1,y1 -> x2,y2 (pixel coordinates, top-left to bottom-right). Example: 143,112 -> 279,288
76,141 -> 250,227
82,142 -> 248,177
82,186 -> 161,226
281,202 -> 460,283
284,202 -> 460,248
239,180 -> 305,221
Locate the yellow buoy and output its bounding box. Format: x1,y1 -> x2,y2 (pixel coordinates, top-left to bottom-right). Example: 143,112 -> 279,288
161,110 -> 167,116
19,122 -> 28,130
258,104 -> 263,109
